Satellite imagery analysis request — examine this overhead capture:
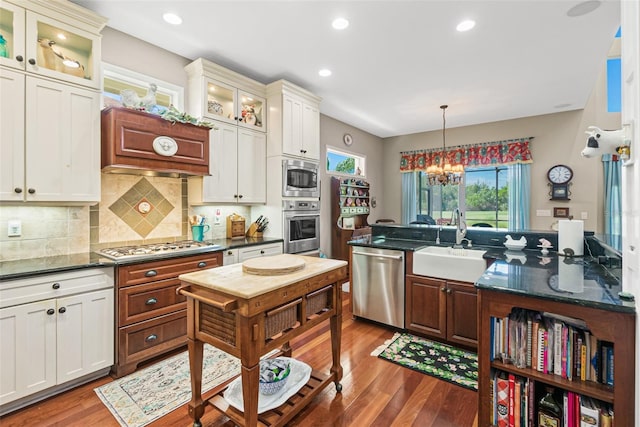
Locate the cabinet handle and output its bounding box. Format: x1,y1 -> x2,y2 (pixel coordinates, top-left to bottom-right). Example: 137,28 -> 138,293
28,188 -> 35,194
52,283 -> 60,290
197,262 -> 207,268
145,298 -> 157,305
238,194 -> 243,199
441,287 -> 446,292
16,55 -> 23,62
14,187 -> 22,194
145,270 -> 157,277
47,308 -> 55,315
234,194 -> 238,198
145,334 -> 158,342
58,307 -> 66,314
28,58 -> 36,65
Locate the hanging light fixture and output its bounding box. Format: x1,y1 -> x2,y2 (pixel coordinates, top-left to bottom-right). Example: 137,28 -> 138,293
426,105 -> 464,185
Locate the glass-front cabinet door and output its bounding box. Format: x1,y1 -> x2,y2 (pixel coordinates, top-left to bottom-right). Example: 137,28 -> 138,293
237,89 -> 265,132
25,11 -> 101,89
202,77 -> 266,132
0,1 -> 25,70
204,77 -> 237,126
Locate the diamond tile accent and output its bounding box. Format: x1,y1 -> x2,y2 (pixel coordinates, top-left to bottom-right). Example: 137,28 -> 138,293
109,177 -> 175,238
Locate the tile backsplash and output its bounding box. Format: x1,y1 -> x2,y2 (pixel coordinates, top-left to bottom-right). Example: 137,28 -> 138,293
0,174 -> 255,261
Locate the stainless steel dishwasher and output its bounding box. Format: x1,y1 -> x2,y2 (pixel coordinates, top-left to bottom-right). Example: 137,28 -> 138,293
351,246 -> 405,328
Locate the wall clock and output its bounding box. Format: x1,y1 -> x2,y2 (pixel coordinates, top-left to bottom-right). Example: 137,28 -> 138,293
547,164 -> 573,200
343,133 -> 353,146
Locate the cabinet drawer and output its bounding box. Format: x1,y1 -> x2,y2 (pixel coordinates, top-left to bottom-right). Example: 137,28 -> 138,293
118,253 -> 221,287
118,278 -> 186,326
0,268 -> 114,309
118,310 -> 187,366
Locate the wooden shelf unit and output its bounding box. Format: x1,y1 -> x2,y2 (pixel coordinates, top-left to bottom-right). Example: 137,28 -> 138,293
477,288 -> 635,426
331,177 -> 371,264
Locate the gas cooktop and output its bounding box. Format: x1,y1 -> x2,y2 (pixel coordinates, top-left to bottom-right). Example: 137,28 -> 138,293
97,240 -> 222,261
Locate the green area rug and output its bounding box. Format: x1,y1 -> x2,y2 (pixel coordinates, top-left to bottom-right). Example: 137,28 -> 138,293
95,344 -> 240,427
375,333 -> 478,391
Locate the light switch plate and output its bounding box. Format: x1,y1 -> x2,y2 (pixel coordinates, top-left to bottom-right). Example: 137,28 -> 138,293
581,211 -> 588,219
536,209 -> 551,217
8,219 -> 21,237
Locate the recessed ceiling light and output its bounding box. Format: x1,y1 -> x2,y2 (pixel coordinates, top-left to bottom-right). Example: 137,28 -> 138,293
456,20 -> 476,32
567,1 -> 601,17
163,12 -> 182,25
318,69 -> 332,77
332,18 -> 349,30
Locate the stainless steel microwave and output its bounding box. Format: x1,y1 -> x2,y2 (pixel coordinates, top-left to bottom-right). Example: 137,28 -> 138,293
282,159 -> 319,198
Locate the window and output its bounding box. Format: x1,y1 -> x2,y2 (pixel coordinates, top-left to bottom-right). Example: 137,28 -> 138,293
416,166 -> 508,228
326,146 -> 366,177
102,63 -> 184,113
607,27 -> 622,113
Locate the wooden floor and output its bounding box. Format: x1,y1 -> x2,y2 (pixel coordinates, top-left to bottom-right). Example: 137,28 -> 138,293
0,293 -> 478,427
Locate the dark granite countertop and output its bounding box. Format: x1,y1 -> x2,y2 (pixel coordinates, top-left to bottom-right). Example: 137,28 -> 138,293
348,228 -> 632,314
476,255 -> 633,313
0,237 -> 284,281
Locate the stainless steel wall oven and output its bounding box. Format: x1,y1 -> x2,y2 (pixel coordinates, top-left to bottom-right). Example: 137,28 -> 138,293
283,200 -> 320,254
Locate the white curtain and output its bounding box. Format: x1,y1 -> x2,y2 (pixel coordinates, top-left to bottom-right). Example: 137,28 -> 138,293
401,172 -> 417,224
508,163 -> 531,231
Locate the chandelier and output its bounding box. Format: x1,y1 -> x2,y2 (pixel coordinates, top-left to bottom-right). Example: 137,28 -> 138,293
426,105 -> 464,185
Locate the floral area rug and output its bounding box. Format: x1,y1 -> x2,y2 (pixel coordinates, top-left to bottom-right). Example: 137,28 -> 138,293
95,344 -> 240,427
375,333 -> 478,391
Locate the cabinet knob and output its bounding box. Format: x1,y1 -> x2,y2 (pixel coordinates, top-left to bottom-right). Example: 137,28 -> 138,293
145,334 -> 158,342
260,250 -> 265,254
15,55 -> 23,62
28,188 -> 35,194
145,270 -> 157,277
47,308 -> 55,315
145,298 -> 157,305
446,289 -> 452,294
227,251 -> 233,255
58,307 -> 66,314
14,187 -> 22,194
238,194 -> 243,199
441,287 -> 446,292
52,283 -> 61,290
197,262 -> 207,268
28,58 -> 36,65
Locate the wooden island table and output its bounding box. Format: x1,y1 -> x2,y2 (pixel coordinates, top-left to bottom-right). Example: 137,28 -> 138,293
177,254 -> 348,427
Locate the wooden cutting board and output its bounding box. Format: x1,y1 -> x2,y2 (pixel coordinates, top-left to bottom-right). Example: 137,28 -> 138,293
242,254 -> 306,276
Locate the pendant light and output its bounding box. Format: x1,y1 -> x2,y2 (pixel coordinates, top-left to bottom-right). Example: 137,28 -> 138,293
426,105 -> 464,185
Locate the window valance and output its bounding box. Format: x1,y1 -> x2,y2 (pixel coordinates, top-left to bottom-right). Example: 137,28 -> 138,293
400,137 -> 534,172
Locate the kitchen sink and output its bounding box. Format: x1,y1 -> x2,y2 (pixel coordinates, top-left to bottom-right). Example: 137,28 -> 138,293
413,246 -> 488,283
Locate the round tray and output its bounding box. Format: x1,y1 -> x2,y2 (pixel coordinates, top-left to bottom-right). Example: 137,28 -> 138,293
242,254 -> 306,276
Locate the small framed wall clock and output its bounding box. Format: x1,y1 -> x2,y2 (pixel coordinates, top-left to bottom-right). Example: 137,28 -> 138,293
547,164 -> 573,200
343,133 -> 353,146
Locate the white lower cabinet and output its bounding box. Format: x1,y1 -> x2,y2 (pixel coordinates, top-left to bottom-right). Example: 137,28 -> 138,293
0,268 -> 114,411
223,242 -> 283,265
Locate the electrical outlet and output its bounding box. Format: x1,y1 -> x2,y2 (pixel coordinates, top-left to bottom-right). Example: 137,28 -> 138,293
8,219 -> 21,237
581,211 -> 588,220
536,209 -> 551,217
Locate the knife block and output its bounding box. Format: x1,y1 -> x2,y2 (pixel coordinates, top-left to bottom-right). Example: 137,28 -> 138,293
245,223 -> 263,238
226,217 -> 245,239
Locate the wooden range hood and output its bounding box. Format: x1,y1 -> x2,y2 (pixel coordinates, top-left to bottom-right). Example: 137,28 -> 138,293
101,107 -> 210,177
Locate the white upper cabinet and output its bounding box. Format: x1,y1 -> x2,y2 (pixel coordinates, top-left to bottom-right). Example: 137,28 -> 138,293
185,58 -> 267,133
267,80 -> 321,160
0,0 -> 106,89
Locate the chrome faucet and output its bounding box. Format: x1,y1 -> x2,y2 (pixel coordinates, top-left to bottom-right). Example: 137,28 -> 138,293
436,225 -> 443,244
453,208 -> 467,247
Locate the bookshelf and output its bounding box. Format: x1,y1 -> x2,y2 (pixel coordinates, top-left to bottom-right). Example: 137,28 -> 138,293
330,176 -> 371,263
477,288 -> 635,426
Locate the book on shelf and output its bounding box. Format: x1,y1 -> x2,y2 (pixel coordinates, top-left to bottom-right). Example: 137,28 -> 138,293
579,395 -> 599,427
496,371 -> 509,427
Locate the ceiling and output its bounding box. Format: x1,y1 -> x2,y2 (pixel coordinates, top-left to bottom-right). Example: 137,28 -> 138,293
72,1 -> 621,138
